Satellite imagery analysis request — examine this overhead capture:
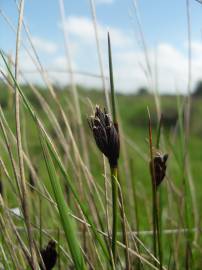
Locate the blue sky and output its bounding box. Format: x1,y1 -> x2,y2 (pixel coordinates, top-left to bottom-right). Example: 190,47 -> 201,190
1,0 -> 202,93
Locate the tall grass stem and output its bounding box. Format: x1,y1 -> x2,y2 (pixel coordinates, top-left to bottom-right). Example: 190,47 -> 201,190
110,167 -> 118,261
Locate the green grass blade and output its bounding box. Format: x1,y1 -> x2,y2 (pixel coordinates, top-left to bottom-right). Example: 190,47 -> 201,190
107,32 -> 117,123
44,136 -> 110,262
40,135 -> 87,270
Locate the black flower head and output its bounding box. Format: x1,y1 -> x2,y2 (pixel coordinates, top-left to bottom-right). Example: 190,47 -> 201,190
40,240 -> 57,270
150,149 -> 168,188
88,105 -> 120,168
28,165 -> 38,193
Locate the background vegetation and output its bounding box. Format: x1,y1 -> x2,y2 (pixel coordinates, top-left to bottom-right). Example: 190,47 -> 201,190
0,80 -> 202,269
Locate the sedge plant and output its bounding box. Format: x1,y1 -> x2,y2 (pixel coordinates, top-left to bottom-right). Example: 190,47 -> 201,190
108,33 -> 130,269
88,106 -> 120,264
88,33 -> 120,265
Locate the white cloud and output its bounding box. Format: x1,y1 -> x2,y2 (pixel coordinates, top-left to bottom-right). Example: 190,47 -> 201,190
32,37 -> 58,54
65,16 -> 132,48
109,40 -> 202,93
45,43 -> 194,94
15,16 -> 202,94
190,41 -> 202,55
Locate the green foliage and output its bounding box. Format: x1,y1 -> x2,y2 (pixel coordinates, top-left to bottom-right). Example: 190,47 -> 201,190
41,138 -> 87,270
0,78 -> 202,268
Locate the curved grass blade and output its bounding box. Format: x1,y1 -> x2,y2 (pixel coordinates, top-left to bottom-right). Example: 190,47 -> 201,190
40,135 -> 87,270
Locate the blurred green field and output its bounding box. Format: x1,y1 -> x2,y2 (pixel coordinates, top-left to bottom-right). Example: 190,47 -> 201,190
1,83 -> 202,214
1,82 -> 202,268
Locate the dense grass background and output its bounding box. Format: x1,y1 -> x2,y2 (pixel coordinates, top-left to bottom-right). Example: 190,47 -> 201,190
0,81 -> 202,268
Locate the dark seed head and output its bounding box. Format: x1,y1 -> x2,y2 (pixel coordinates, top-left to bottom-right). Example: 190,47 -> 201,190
88,105 -> 120,168
40,240 -> 57,270
150,149 -> 168,188
28,165 -> 38,193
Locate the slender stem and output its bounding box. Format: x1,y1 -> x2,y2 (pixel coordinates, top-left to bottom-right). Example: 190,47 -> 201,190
156,115 -> 163,269
155,193 -> 162,270
108,32 -> 129,268
108,31 -> 119,264
108,33 -> 117,123
110,166 -> 118,262
15,0 -> 37,268
39,195 -> 42,250
130,159 -> 141,269
118,184 -> 131,270
156,114 -> 163,149
152,180 -> 157,265
157,192 -> 163,270
148,108 -> 157,264
148,108 -> 163,269
90,0 -> 111,112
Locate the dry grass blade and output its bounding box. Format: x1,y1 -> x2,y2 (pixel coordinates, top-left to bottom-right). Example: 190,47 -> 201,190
89,0 -> 111,112
14,0 -> 38,268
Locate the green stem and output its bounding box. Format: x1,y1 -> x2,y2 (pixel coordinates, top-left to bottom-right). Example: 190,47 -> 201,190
118,185 -> 130,270
152,180 -> 157,264
156,191 -> 162,270
156,115 -> 163,269
110,166 -> 118,263
151,153 -> 163,270
156,114 -> 163,149
108,32 -> 117,123
130,159 -> 141,269
157,191 -> 163,270
148,108 -> 159,267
